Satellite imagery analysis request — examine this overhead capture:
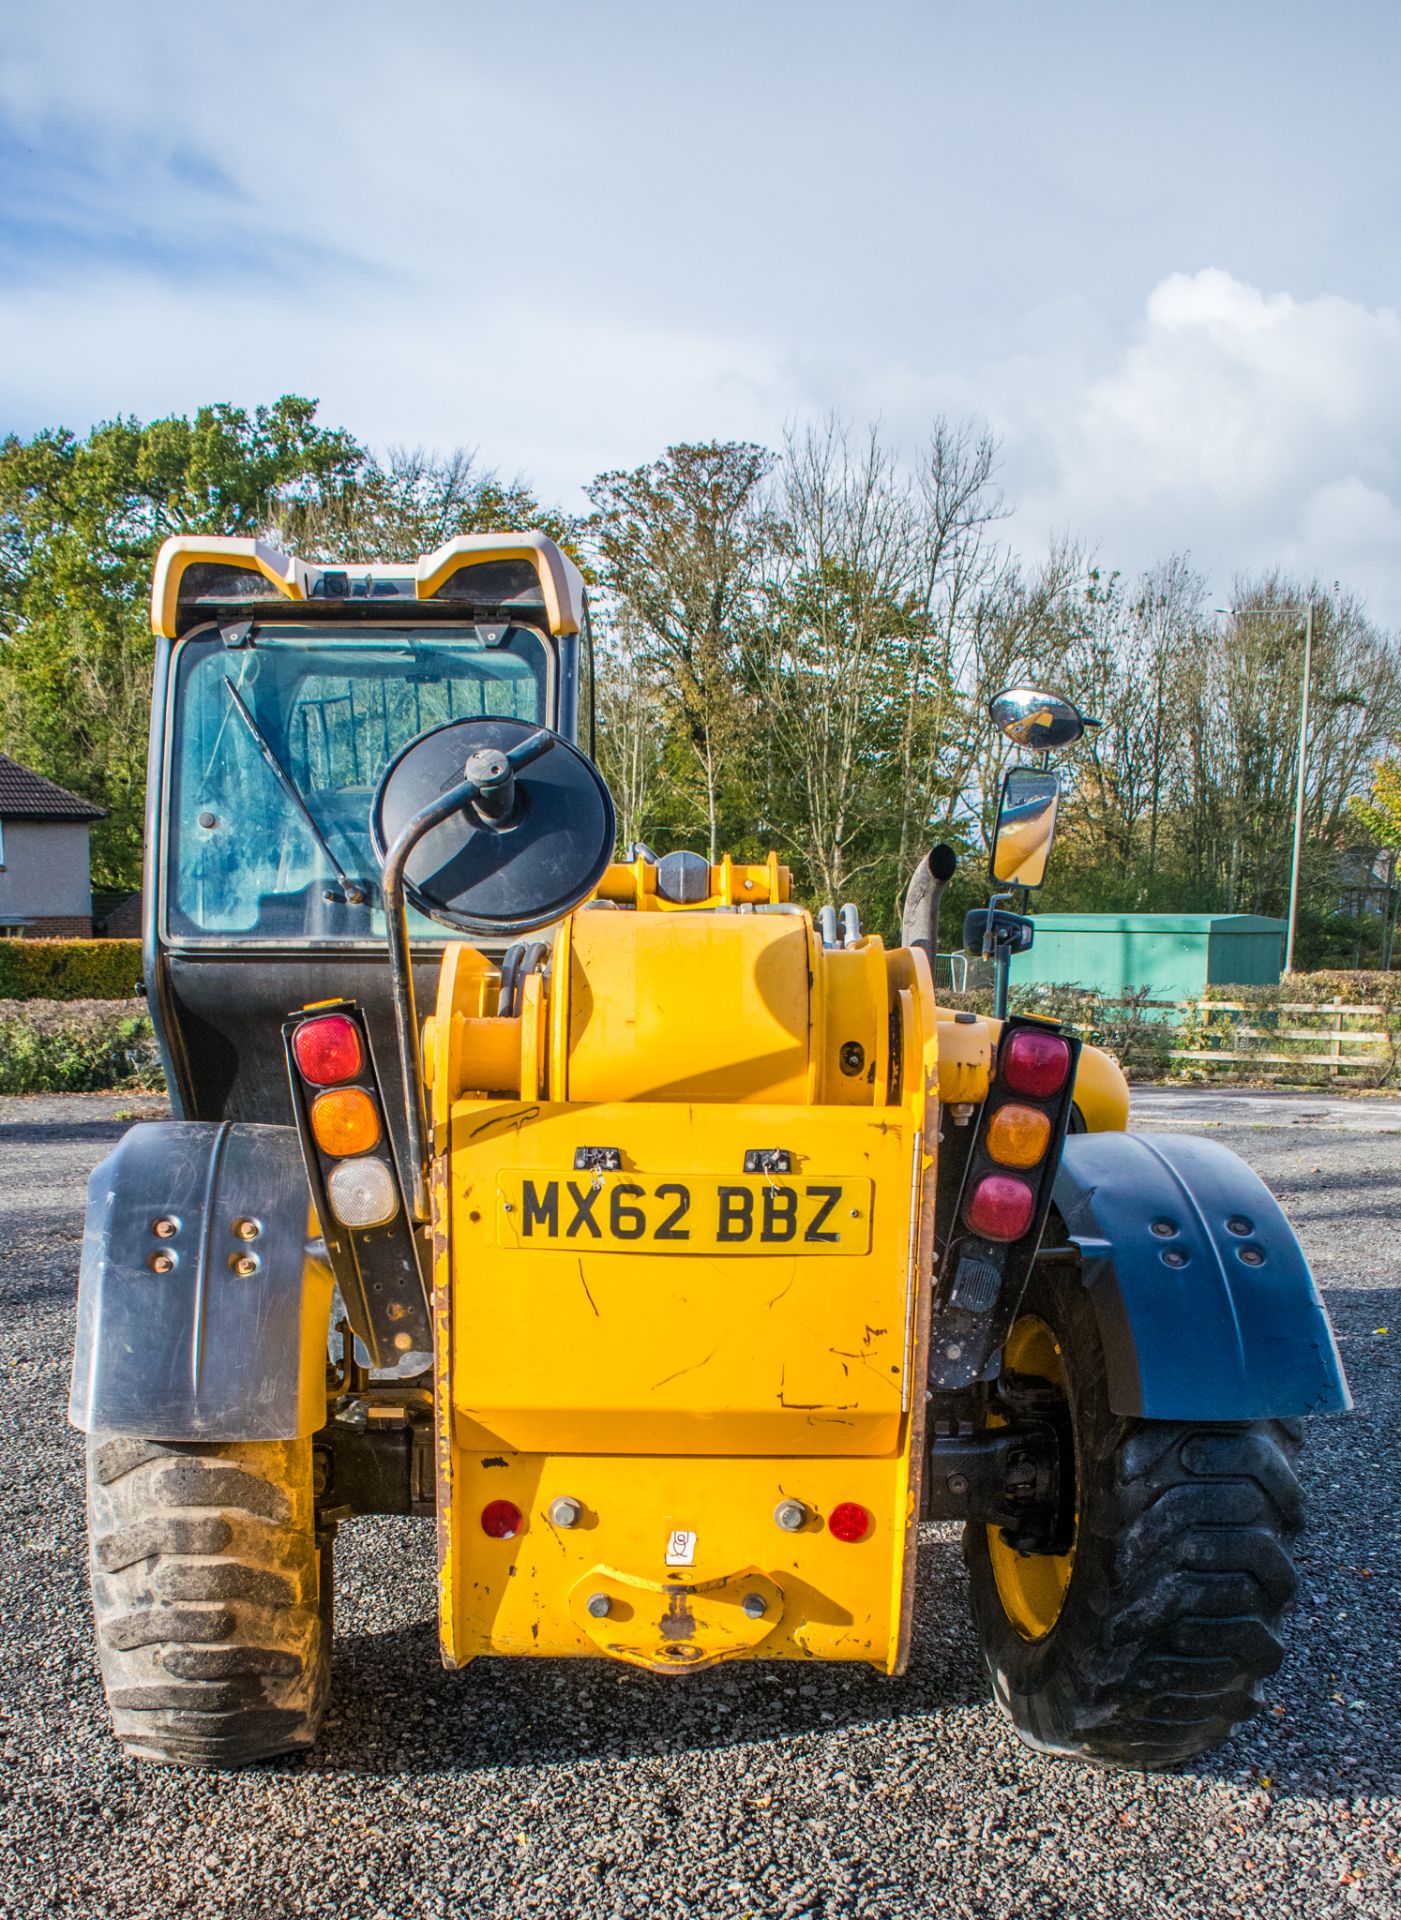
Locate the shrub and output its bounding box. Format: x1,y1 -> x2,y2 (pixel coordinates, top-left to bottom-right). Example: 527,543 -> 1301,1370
934,982 -> 1172,1079
1205,970 -> 1401,1012
0,939 -> 143,1001
1187,973 -> 1401,1088
946,969 -> 1401,1087
0,1000 -> 163,1093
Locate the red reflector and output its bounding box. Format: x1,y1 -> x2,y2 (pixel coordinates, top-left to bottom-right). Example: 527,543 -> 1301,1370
293,1014 -> 363,1085
480,1499 -> 523,1540
1001,1026 -> 1071,1098
828,1501 -> 871,1543
965,1172 -> 1036,1242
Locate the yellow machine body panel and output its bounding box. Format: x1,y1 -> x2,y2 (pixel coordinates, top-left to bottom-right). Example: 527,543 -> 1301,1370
425,903 -> 1124,1677
448,1100 -> 917,1456
593,851 -> 791,912
150,530 -> 587,637
430,907 -> 940,1676
441,1450 -> 916,1672
564,913 -> 812,1105
1063,1030 -> 1130,1131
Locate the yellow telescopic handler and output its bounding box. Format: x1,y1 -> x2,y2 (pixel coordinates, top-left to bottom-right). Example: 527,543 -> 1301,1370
70,533 -> 1348,1769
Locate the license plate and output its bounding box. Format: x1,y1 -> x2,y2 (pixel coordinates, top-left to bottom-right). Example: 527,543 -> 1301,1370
496,1172 -> 872,1255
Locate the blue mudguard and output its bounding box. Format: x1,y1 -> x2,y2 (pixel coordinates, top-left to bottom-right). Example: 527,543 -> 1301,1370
70,1121 -> 332,1442
1051,1131 -> 1350,1422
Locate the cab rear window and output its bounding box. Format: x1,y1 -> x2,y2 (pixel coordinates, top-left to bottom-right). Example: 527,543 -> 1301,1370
167,623 -> 548,941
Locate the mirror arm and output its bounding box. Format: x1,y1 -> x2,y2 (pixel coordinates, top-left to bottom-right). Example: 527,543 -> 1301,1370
983,891 -> 1017,960
985,893 -> 1019,1021
382,728 -> 554,1223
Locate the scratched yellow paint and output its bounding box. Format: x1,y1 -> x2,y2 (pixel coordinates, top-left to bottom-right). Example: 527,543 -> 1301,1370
427,900 -> 1125,1675
446,1450 -> 917,1670
432,907 -> 938,1674
452,1104 -> 911,1456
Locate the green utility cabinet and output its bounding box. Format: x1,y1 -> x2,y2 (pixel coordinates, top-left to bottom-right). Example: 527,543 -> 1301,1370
1017,914 -> 1286,1005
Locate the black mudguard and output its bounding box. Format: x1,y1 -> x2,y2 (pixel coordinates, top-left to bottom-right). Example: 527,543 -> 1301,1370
1051,1131 -> 1350,1421
69,1121 -> 333,1442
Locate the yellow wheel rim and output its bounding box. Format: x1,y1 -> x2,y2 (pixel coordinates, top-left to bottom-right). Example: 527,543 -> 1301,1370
986,1315 -> 1075,1641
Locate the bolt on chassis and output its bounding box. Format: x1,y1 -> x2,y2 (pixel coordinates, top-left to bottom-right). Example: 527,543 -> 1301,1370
70,533 -> 1348,1769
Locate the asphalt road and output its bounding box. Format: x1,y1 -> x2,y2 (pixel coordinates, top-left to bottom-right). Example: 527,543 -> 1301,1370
0,1090 -> 1396,1920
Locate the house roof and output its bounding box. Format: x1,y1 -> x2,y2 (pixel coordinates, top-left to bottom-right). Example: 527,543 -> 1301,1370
0,754 -> 105,822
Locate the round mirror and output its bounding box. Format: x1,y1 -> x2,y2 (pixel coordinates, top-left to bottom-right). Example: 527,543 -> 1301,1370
371,716 -> 616,935
988,687 -> 1089,751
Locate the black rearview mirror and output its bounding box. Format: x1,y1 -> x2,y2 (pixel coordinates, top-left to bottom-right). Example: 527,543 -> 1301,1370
990,768 -> 1060,890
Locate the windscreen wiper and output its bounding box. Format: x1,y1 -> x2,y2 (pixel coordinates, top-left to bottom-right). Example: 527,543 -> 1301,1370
221,678 -> 367,906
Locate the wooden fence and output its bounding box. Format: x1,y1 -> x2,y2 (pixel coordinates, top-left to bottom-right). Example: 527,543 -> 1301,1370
937,975 -> 1398,1083
1168,1002 -> 1393,1081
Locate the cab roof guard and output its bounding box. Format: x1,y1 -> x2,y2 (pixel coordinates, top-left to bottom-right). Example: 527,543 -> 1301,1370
151,531 -> 585,638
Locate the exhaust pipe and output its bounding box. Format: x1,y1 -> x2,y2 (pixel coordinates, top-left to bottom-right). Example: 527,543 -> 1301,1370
901,844 -> 958,969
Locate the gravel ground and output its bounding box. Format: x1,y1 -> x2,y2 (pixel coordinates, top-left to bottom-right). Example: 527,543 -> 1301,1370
0,1089 -> 1396,1920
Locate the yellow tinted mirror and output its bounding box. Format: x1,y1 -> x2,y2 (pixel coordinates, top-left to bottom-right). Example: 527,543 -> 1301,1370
990,768 -> 1060,889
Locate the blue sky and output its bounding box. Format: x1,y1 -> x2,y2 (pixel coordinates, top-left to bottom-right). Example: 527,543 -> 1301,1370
3,0 -> 1401,617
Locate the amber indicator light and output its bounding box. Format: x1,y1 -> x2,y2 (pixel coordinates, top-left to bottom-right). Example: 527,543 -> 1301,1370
984,1101 -> 1052,1169
311,1086 -> 382,1158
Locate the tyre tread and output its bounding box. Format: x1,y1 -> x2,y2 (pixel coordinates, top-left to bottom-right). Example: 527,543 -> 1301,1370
966,1270 -> 1305,1770
86,1437 -> 329,1767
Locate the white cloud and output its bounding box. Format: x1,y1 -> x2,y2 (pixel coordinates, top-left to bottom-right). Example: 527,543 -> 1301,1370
4,2 -> 1400,629
0,274 -> 793,501
1000,270 -> 1401,620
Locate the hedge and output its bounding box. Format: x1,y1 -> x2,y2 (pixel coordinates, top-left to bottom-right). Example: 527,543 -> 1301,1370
0,939 -> 143,1001
1202,969 -> 1401,1012
1180,973 -> 1401,1088
0,1000 -> 163,1093
938,981 -> 1174,1080
944,971 -> 1401,1086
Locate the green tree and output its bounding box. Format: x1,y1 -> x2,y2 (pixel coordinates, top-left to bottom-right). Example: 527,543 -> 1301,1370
0,397 -> 360,886
1350,751 -> 1401,851
270,443 -> 578,564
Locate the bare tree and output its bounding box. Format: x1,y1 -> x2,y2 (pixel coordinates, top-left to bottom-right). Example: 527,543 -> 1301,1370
890,420 -> 1008,880
1171,576 -> 1401,915
593,605 -> 667,854
270,445 -> 571,562
754,417 -> 925,901
586,443 -> 772,862
930,537 -> 1085,858
1060,556 -> 1206,892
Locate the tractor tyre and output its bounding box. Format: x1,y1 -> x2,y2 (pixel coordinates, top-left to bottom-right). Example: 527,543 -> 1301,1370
85,1434 -> 331,1767
964,1266 -> 1303,1770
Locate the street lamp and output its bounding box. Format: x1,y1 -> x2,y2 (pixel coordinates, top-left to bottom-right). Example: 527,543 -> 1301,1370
1216,602 -> 1314,974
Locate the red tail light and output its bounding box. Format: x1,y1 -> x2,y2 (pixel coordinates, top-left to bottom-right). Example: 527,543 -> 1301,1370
293,1014 -> 363,1085
481,1500 -> 523,1539
965,1172 -> 1035,1241
1001,1026 -> 1071,1098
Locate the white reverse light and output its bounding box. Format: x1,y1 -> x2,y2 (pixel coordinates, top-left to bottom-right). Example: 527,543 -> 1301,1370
327,1157 -> 400,1229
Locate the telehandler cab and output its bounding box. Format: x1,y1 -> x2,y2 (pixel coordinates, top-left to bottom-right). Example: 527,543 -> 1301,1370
70,533 -> 1348,1770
